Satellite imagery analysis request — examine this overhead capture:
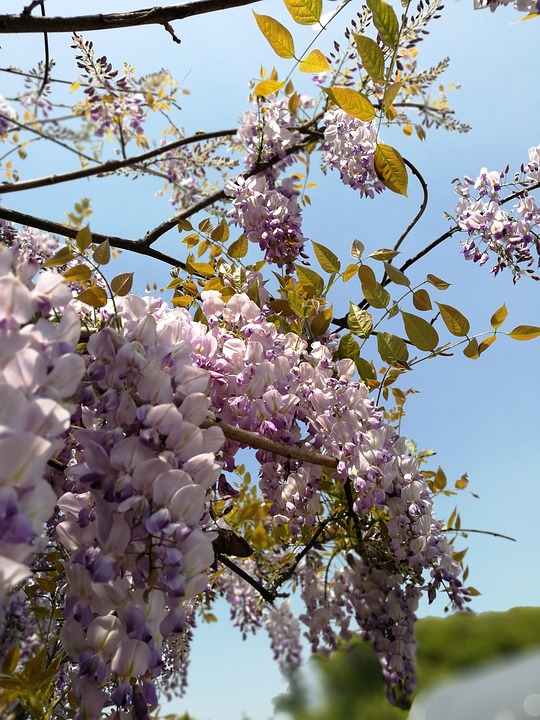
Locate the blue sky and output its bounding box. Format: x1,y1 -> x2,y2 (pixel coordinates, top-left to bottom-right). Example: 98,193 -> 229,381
2,1 -> 540,718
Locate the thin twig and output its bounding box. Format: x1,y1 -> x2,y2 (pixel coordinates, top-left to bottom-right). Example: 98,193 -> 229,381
0,0 -> 263,34
0,128 -> 236,195
445,527 -> 516,542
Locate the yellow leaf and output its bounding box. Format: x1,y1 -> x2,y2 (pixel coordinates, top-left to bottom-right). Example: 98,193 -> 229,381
253,13 -> 296,59
508,324 -> 540,341
427,273 -> 450,290
403,124 -> 413,137
412,288 -> 432,311
348,302 -> 372,337
312,241 -> 340,273
253,79 -> 285,97
299,49 -> 330,73
324,86 -> 376,122
478,334 -> 496,355
211,218 -> 230,243
354,34 -> 385,84
76,225 -> 92,252
62,264 -> 92,283
433,465 -> 447,490
110,272 -> 134,296
76,286 -> 108,308
401,310 -> 439,351
228,235 -> 248,259
43,246 -> 75,268
310,304 -> 333,337
436,302 -> 470,337
92,240 -> 110,265
69,80 -> 80,93
171,296 -> 193,308
343,263 -> 358,282
374,143 -> 408,196
186,260 -> 215,277
490,303 -> 508,330
377,332 -> 409,364
383,81 -> 403,112
283,0 -> 322,25
296,265 -> 324,296
383,261 -> 410,287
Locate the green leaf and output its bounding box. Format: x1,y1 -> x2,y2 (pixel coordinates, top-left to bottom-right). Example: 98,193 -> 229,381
382,81 -> 403,112
351,239 -> 365,259
76,286 -> 108,308
377,332 -> 409,364
355,356 -> 376,382
366,0 -> 399,48
311,304 -> 333,337
412,288 -> 432,311
363,280 -> 390,309
353,34 -> 385,84
348,302 -> 373,337
92,239 -> 110,265
287,290 -> 305,317
401,310 -> 439,351
383,261 -> 410,286
43,246 -> 75,267
299,49 -> 330,73
312,241 -> 341,273
338,332 -> 360,359
62,263 -> 92,283
253,13 -> 296,59
427,273 -> 450,290
490,303 -> 508,330
228,235 -> 248,259
283,0 -> 322,25
211,218 -> 230,243
369,248 -> 399,261
75,225 -> 92,252
323,87 -> 376,122
374,143 -> 408,196
296,265 -> 325,296
111,272 -> 134,296
253,79 -> 285,96
436,302 -> 470,336
508,324 -> 540,340
462,337 -> 479,359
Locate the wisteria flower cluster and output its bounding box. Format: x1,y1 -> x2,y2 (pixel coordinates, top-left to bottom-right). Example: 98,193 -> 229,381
322,108 -> 386,198
455,145 -> 540,279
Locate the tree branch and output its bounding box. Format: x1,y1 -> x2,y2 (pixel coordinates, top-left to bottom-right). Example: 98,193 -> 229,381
201,417 -> 338,469
216,554 -> 283,603
0,0 -> 263,34
0,206 -> 187,269
0,128 -> 236,195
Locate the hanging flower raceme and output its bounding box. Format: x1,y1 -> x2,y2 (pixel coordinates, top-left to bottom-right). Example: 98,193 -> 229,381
0,242 -> 85,598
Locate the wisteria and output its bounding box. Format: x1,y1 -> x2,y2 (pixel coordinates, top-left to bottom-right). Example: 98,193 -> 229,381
455,145 -> 540,279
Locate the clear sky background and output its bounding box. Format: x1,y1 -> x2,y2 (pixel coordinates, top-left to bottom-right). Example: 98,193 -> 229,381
2,1 -> 540,718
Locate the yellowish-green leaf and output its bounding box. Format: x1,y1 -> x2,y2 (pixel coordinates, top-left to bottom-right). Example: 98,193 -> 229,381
198,217 -> 213,234
172,295 -> 194,308
228,235 -> 248,259
311,304 -> 333,337
427,273 -> 450,290
490,303 -> 508,330
478,334 -> 496,355
374,143 -> 408,196
343,263 -> 358,282
283,0 -> 322,25
436,302 -> 470,336
166,278 -> 183,290
338,332 -> 360,359
369,248 -> 399,261
312,241 -> 340,273
413,288 -> 432,311
111,272 -> 134,296
211,218 -> 230,243
455,473 -> 469,490
75,225 -> 92,252
357,263 -> 377,287
177,218 -> 193,232
463,337 -> 479,359
348,302 -> 373,337
433,465 -> 447,490
296,265 -> 325,296
520,10 -> 540,20
2,644 -> 19,674
324,87 -> 376,122
465,586 -> 481,596
92,239 -> 110,265
366,0 -> 399,49
62,263 -> 92,283
403,124 -> 413,137
383,261 -> 409,286
382,81 -> 403,112
363,280 -> 390,309
253,79 -> 285,97
355,356 -> 376,382
353,34 -> 385,84
508,324 -> 540,341
253,13 -> 296,59
401,310 -> 439,351
43,246 -> 75,267
299,49 -> 330,73
186,260 -> 215,277
76,286 -> 108,308
377,332 -> 409,364
269,298 -> 294,316
287,290 -> 305,317
351,239 -> 365,259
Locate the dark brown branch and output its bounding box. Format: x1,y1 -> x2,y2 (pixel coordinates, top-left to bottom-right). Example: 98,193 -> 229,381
0,206 -> 187,269
395,158 -> 429,254
0,0 -> 262,34
0,128 -> 236,195
216,554 -> 284,603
